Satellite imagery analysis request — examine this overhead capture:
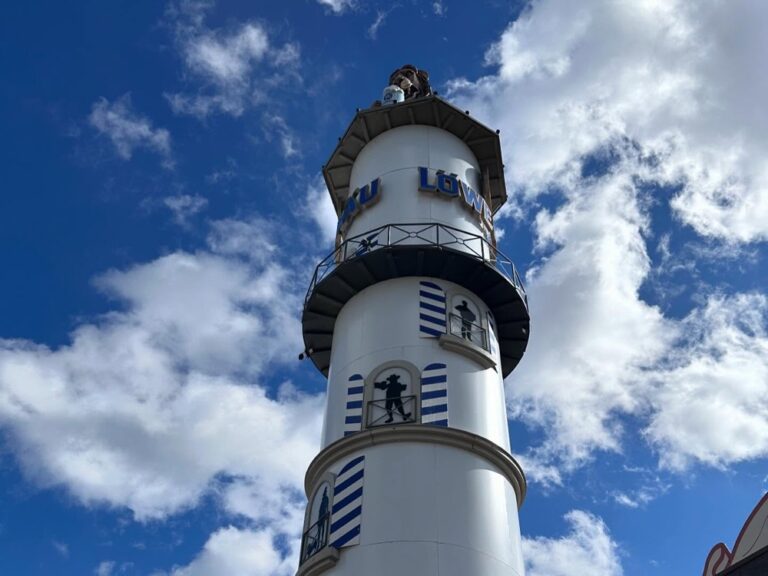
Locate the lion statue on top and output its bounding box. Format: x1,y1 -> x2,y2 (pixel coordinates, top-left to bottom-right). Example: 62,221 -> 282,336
376,64 -> 433,106
389,64 -> 433,100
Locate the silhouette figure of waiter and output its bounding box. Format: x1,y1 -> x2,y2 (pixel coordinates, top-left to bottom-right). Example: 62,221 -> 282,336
374,373 -> 411,423
317,486 -> 329,545
455,300 -> 476,341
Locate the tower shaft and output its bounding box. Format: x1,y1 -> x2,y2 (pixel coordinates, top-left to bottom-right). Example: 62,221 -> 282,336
298,81 -> 530,576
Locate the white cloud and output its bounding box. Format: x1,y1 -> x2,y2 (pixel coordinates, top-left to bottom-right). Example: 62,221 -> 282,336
507,171 -> 673,469
316,0 -> 355,14
89,95 -> 171,165
52,540 -> 69,558
261,114 -> 300,159
168,526 -> 295,576
163,194 -> 208,226
0,218 -> 322,521
645,293 -> 768,471
166,3 -> 301,118
611,477 -> 670,509
95,561 -> 115,576
449,0 -> 768,243
432,1 -> 445,17
300,176 -> 338,246
367,10 -> 389,40
524,510 -> 623,576
448,0 -> 768,476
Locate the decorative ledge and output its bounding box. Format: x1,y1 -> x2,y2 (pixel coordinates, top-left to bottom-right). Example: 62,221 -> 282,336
295,546 -> 339,576
438,332 -> 497,369
305,425 -> 527,508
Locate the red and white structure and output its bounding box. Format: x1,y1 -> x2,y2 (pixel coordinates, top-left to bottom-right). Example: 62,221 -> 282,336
703,492 -> 768,576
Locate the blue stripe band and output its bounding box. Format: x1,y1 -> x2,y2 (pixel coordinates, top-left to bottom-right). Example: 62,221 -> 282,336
346,400 -> 363,409
345,415 -> 362,424
349,374 -> 364,381
334,469 -> 364,493
421,375 -> 447,385
419,326 -> 443,337
331,524 -> 360,549
419,291 -> 446,303
420,281 -> 442,290
419,301 -> 446,314
422,389 -> 447,400
421,404 -> 448,415
348,386 -> 364,395
430,419 -> 448,426
330,506 -> 362,533
339,455 -> 365,474
419,313 -> 447,326
331,487 -> 363,513
424,363 -> 446,370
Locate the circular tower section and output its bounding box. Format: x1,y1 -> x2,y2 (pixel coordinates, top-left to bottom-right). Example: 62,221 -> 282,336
298,73 -> 530,576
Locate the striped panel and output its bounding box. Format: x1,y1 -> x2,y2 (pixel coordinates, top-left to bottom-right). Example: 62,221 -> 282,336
419,281 -> 446,337
344,375 -> 364,437
421,363 -> 448,426
487,311 -> 499,360
330,455 -> 365,549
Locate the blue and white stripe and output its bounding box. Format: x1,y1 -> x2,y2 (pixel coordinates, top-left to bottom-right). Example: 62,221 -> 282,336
419,281 -> 446,337
420,363 -> 448,426
330,455 -> 365,549
344,374 -> 364,437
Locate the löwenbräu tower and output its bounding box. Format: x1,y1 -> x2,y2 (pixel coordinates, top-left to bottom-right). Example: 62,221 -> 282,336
297,65 -> 530,576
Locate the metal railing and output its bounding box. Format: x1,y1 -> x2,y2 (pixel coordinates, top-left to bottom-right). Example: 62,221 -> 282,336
305,223 -> 526,307
447,313 -> 489,351
366,395 -> 417,428
300,513 -> 330,564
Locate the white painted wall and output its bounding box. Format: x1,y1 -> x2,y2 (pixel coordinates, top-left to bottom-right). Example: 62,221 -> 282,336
343,125 -> 489,245
324,277 -> 510,452
323,443 -> 525,576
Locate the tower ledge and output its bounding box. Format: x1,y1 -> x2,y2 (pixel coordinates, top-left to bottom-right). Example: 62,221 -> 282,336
304,424 -> 527,509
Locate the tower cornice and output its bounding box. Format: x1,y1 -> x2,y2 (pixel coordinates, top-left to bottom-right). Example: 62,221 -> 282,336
304,424 -> 527,508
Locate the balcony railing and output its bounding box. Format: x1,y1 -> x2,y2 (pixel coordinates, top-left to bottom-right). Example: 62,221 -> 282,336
305,223 -> 526,307
447,313 -> 489,351
300,513 -> 330,564
366,395 -> 417,428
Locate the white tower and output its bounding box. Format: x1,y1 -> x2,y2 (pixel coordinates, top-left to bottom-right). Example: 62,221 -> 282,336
297,66 -> 530,576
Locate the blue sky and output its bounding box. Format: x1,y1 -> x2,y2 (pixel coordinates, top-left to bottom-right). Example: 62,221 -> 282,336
1,1 -> 767,575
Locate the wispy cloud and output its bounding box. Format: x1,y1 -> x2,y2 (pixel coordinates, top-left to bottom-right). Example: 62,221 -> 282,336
88,95 -> 172,166
315,0 -> 355,14
163,194 -> 208,226
524,510 -> 623,576
260,113 -> 300,159
367,10 -> 390,40
52,540 -> 69,558
166,1 -> 301,118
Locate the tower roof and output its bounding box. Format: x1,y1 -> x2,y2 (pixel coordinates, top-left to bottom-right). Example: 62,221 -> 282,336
323,95 -> 508,215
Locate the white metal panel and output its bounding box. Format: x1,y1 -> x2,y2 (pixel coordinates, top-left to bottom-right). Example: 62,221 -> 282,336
342,126 -> 488,243
320,442 -> 525,576
323,277 -> 509,450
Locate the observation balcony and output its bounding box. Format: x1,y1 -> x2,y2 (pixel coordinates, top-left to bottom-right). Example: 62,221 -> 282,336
302,223 -> 530,378
300,513 -> 330,564
447,313 -> 489,351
